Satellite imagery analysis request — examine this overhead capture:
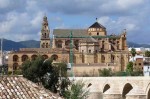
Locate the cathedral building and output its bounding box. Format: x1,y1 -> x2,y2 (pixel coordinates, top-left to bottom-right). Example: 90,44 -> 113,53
8,16 -> 129,76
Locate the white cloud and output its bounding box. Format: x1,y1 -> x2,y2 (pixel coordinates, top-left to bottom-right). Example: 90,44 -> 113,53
97,15 -> 140,39
0,0 -> 149,43
0,0 -> 10,8
30,12 -> 43,28
117,0 -> 143,9
125,24 -> 136,31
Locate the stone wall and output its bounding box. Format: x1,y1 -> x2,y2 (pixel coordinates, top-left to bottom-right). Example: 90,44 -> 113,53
72,77 -> 150,99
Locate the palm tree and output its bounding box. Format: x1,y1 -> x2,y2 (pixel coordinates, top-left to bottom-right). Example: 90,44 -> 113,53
130,48 -> 136,62
64,80 -> 89,99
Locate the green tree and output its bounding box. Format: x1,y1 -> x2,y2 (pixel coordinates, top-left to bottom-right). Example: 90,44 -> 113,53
130,48 -> 136,61
126,62 -> 133,75
113,71 -> 128,76
130,70 -> 143,76
130,48 -> 136,71
22,56 -> 50,83
98,68 -> 112,77
42,62 -> 69,94
64,80 -> 89,99
22,55 -> 69,94
145,50 -> 150,66
145,50 -> 150,57
131,48 -> 136,57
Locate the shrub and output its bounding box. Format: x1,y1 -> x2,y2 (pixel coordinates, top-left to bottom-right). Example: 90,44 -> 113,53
98,68 -> 112,77
13,70 -> 22,75
113,71 -> 129,76
64,80 -> 89,99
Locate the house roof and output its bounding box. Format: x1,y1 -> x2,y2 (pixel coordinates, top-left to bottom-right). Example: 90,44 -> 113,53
129,55 -> 144,62
89,22 -> 106,29
0,76 -> 62,99
53,29 -> 90,38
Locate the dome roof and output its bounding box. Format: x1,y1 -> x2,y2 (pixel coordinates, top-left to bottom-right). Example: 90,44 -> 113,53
89,22 -> 106,29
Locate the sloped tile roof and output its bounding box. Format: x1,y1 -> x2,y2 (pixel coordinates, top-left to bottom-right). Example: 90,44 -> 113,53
0,76 -> 62,99
53,29 -> 90,38
80,37 -> 98,43
53,29 -> 99,43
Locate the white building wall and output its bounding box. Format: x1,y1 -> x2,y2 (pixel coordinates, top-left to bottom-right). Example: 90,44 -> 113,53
0,57 -> 3,66
143,66 -> 150,76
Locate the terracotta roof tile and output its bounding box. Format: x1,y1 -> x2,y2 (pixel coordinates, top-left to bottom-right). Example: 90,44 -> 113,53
0,76 -> 63,99
53,29 -> 89,38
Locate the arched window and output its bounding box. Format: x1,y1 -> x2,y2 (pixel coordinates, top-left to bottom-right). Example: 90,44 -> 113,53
111,55 -> 115,63
101,55 -> 105,63
22,55 -> 28,62
13,55 -> 19,62
74,40 -> 79,50
46,43 -> 48,48
65,40 -> 70,46
31,55 -> 38,61
89,50 -> 91,53
51,54 -> 58,60
57,40 -> 62,48
97,32 -> 99,35
42,55 -> 48,59
45,33 -> 47,38
102,41 -> 105,50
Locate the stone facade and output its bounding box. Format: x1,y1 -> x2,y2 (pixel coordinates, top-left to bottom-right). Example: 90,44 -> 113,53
8,16 -> 130,76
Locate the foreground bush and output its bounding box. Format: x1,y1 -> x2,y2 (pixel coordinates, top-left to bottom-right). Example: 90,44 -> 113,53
22,55 -> 69,94
64,80 -> 89,99
98,68 -> 112,77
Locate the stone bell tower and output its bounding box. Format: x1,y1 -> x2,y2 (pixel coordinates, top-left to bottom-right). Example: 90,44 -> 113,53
40,16 -> 50,48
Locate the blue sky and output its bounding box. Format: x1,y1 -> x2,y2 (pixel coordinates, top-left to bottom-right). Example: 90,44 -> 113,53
0,0 -> 150,44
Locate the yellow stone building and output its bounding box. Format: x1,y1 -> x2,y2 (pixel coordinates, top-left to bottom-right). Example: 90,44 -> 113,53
8,16 -> 129,76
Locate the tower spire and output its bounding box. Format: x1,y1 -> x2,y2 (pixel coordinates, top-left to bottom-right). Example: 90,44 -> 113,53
40,16 -> 50,48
